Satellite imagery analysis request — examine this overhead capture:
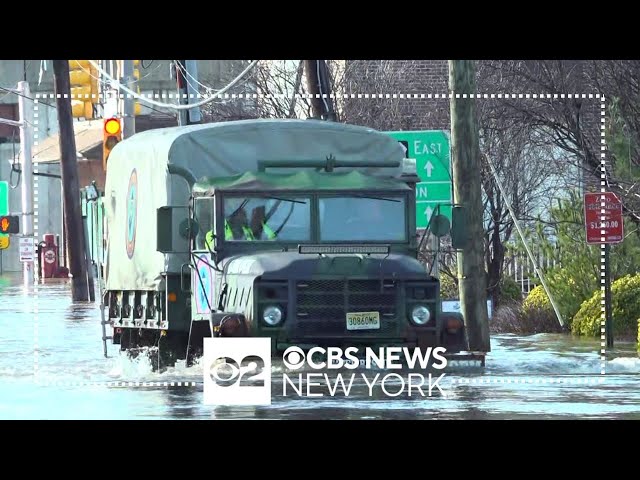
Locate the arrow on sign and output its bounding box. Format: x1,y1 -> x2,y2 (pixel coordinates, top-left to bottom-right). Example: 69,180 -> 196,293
425,161 -> 434,178
425,206 -> 433,220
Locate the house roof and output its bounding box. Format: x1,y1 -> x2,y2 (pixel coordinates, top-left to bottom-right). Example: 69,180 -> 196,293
33,119 -> 103,163
32,115 -> 179,164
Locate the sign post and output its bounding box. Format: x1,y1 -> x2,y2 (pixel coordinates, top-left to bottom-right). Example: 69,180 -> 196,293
19,237 -> 35,263
385,130 -> 453,228
584,191 -> 624,348
584,192 -> 624,244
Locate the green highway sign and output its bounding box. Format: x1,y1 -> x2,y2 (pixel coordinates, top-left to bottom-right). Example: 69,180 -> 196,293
416,181 -> 451,201
385,130 -> 452,229
418,203 -> 452,226
0,181 -> 8,238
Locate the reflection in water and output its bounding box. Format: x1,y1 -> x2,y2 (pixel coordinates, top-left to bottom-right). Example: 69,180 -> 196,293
0,272 -> 639,419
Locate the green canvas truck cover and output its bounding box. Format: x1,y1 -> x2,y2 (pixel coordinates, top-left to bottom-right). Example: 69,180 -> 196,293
103,118 -> 405,291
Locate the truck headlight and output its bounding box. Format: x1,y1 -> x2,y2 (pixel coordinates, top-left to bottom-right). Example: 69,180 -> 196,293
411,305 -> 430,325
263,305 -> 283,326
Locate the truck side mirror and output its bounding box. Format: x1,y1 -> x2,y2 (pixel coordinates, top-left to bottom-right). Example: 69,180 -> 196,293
157,206 -> 173,253
450,206 -> 469,249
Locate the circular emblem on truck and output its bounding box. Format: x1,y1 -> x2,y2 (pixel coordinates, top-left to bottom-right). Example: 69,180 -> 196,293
126,169 -> 138,259
44,250 -> 56,264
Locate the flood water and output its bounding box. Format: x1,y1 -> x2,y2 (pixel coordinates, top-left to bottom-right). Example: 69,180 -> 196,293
1,272 -> 639,420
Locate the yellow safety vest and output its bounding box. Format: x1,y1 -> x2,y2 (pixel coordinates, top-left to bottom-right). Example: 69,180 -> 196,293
223,220 -> 274,241
242,226 -> 255,240
262,222 -> 277,240
224,220 -> 233,240
205,230 -> 215,250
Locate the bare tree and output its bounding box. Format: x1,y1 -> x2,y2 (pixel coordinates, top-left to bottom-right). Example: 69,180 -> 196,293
199,60 -> 312,121
478,100 -> 569,305
329,60 -> 449,130
477,60 -> 640,227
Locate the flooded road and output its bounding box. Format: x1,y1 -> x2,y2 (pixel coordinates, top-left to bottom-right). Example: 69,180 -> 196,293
1,272 -> 639,420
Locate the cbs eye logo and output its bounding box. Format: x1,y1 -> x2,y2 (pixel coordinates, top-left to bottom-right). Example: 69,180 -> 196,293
209,355 -> 265,387
282,346 -> 306,370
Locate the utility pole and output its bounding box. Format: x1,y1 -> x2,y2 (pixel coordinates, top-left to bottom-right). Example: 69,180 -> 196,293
304,60 -> 336,121
52,60 -> 89,301
18,81 -> 34,286
176,60 -> 189,126
185,60 -> 202,124
121,60 -> 136,138
448,60 -> 491,353
430,232 -> 440,279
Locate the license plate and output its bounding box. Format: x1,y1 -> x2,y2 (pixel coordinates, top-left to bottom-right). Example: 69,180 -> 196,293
346,311 -> 380,331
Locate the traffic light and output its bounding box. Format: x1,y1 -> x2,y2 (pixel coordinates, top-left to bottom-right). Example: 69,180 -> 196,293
69,60 -> 99,119
0,215 -> 19,234
103,117 -> 122,171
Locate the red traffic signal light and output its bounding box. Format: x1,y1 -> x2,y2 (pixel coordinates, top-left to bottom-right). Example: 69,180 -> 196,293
103,117 -> 122,171
0,215 -> 19,234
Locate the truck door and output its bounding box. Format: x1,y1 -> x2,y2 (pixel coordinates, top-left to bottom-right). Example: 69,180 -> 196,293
192,197 -> 216,321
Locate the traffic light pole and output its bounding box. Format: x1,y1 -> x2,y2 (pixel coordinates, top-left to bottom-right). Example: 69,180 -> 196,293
121,60 -> 136,139
18,81 -> 35,286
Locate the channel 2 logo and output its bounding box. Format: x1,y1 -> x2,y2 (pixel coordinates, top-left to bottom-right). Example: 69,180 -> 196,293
203,337 -> 272,405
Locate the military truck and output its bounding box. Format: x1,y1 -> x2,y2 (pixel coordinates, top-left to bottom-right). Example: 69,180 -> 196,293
100,119 -> 469,366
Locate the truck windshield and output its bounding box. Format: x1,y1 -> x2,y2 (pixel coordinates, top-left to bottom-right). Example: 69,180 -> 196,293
319,195 -> 407,242
223,196 -> 311,242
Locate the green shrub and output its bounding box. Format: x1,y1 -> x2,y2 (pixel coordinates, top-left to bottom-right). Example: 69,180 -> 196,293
519,285 -> 561,331
499,276 -> 523,304
523,285 -> 551,311
572,274 -> 640,338
545,267 -> 598,325
491,300 -> 564,334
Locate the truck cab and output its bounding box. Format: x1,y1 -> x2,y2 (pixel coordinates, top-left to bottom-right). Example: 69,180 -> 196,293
182,162 -> 466,359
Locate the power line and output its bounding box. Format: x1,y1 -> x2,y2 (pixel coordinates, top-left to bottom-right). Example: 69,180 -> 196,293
74,60 -> 162,89
173,60 -> 204,96
0,85 -> 57,109
174,60 -> 214,94
0,85 -> 17,103
88,60 -> 260,110
145,103 -> 178,118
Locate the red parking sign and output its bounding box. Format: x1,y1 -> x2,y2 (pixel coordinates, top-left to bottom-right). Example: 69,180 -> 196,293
584,192 -> 624,244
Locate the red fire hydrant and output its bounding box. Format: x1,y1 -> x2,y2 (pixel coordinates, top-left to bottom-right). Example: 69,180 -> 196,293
39,234 -> 59,279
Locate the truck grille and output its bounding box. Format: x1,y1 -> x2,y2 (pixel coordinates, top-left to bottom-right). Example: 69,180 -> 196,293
294,279 -> 398,338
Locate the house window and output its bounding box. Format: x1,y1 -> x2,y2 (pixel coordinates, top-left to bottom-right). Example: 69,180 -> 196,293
0,104 -> 19,142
